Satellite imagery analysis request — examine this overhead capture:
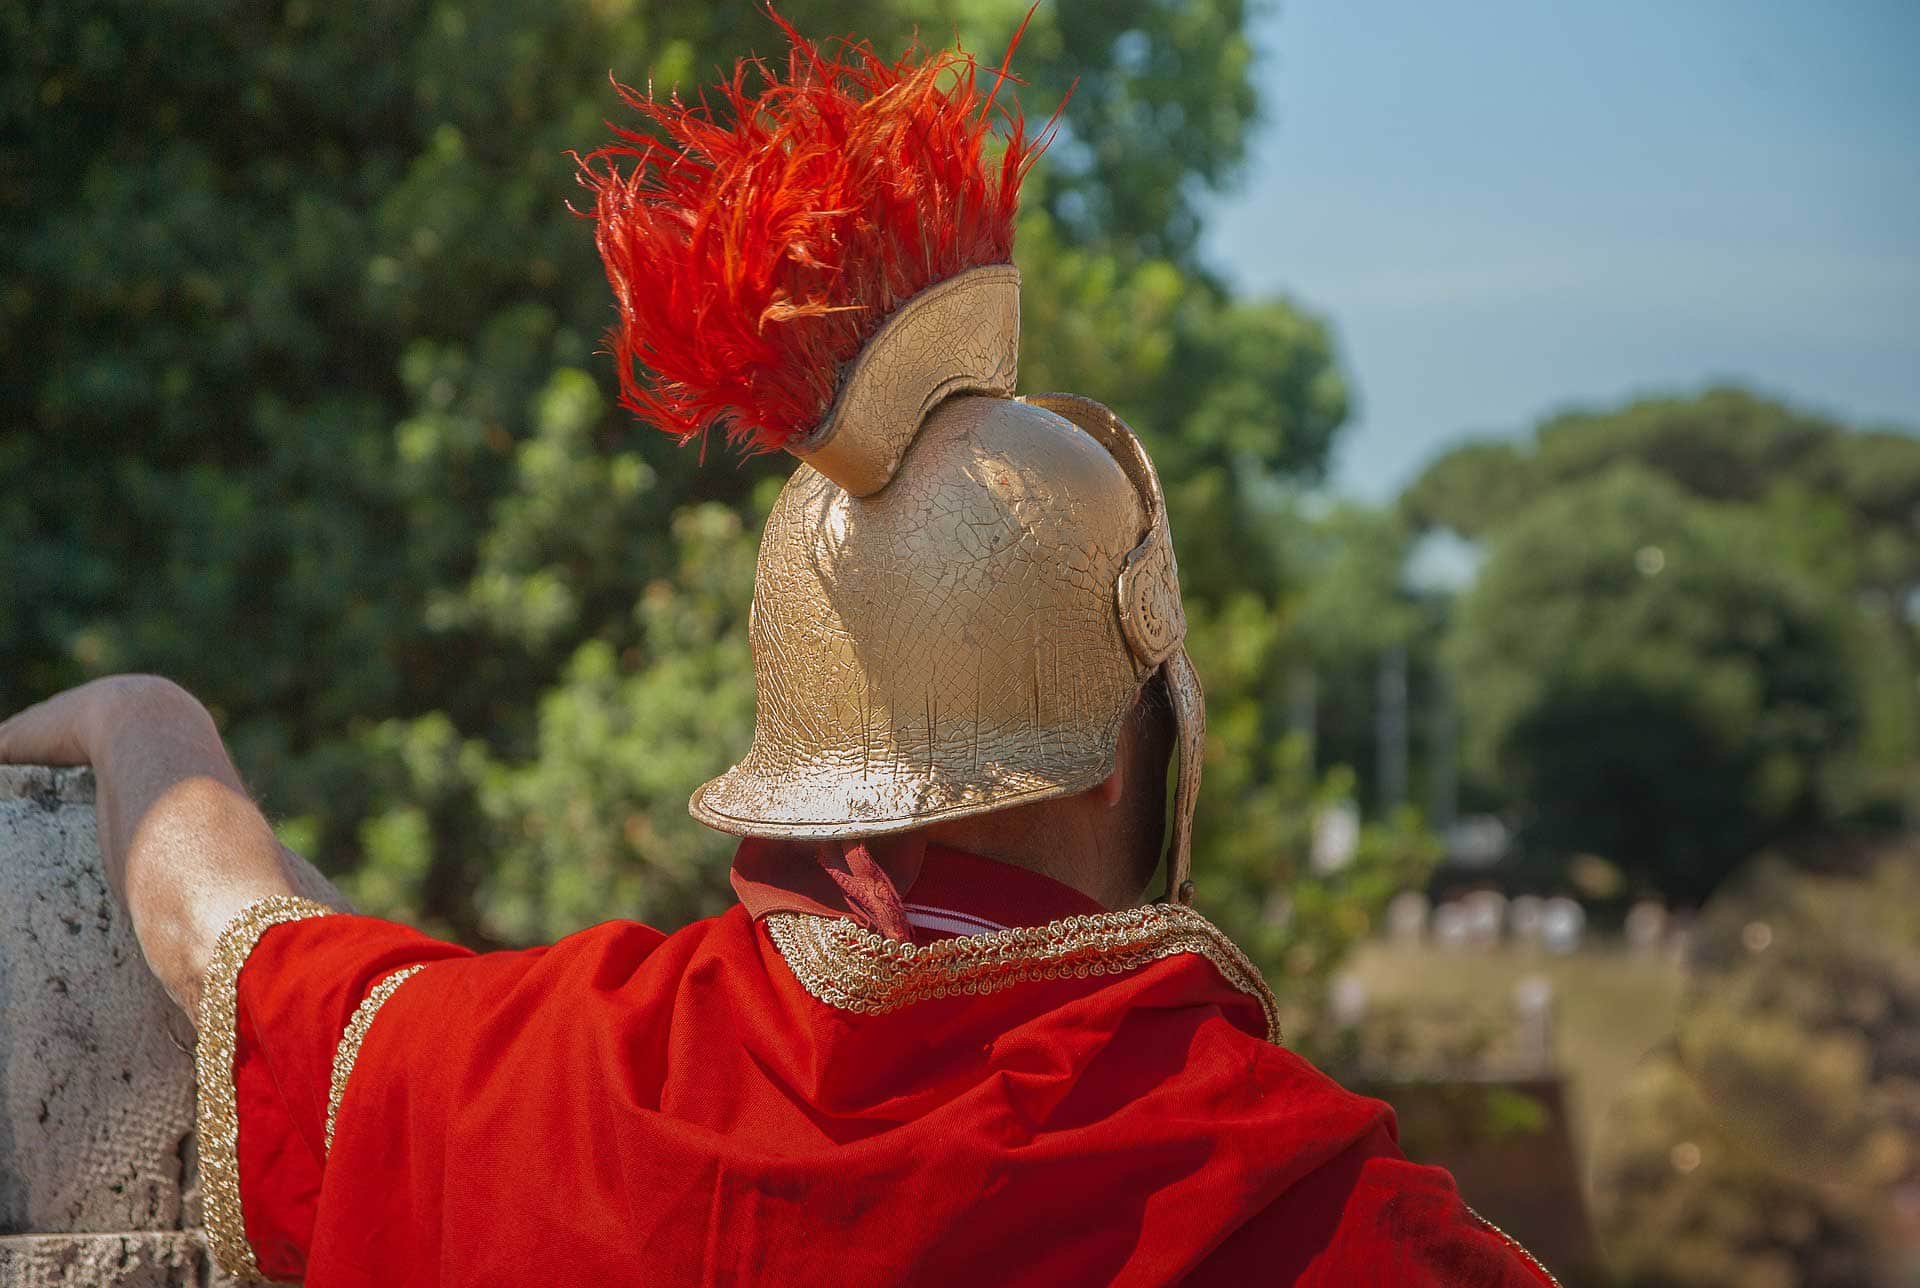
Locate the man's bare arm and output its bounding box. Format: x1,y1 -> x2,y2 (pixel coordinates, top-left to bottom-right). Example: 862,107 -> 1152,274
0,675 -> 333,1021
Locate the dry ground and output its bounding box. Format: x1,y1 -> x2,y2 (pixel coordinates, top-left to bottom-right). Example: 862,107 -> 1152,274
1344,938 -> 1688,1189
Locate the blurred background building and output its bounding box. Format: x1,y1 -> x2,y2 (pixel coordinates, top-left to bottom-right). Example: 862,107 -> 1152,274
3,2 -> 1915,1283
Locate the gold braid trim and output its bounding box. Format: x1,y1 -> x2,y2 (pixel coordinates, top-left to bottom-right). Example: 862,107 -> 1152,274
764,903 -> 1282,1044
1467,1204 -> 1562,1287
325,964 -> 426,1154
193,895 -> 336,1283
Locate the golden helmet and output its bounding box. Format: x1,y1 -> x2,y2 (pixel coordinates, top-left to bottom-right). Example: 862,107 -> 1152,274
689,267 -> 1206,901
581,20 -> 1205,901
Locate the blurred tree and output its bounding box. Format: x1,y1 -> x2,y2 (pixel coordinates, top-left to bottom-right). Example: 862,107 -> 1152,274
1180,543 -> 1439,1044
1593,847 -> 1920,1287
1283,504 -> 1439,811
1405,389 -> 1920,684
4,0 -> 1420,991
1398,438 -> 1536,539
1449,467 -> 1873,903
1405,388 -> 1918,548
1405,390 -> 1919,899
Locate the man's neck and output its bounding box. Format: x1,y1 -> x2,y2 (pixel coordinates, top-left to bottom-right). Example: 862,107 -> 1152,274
921,813 -> 1149,912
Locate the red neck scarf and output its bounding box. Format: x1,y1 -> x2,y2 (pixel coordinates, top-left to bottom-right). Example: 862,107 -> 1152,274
729,836 -> 1105,941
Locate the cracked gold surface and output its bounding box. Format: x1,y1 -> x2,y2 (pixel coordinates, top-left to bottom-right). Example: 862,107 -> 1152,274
697,272 -> 1205,902
694,393 -> 1153,838
1023,393 -> 1203,903
1020,391 -> 1188,673
794,265 -> 1021,498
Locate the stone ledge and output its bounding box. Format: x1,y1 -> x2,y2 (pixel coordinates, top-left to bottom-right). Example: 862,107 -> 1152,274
0,766 -> 194,1238
0,765 -> 340,1286
0,764 -> 96,805
0,1230 -> 240,1288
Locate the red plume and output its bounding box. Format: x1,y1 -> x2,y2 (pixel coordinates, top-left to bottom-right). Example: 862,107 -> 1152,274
575,9 -> 1056,455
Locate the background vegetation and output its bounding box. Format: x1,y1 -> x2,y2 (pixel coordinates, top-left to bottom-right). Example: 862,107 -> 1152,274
1592,845 -> 1920,1287
5,3 -> 1917,1282
1409,391 -> 1920,905
2,0 -> 1422,976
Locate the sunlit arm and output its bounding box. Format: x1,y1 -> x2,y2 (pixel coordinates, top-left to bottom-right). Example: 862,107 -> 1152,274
0,675 -> 329,1021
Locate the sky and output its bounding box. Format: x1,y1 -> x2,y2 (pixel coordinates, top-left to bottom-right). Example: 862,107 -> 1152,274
1203,0 -> 1920,500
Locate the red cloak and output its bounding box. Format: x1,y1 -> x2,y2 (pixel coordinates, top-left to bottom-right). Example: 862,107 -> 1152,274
203,850 -> 1556,1285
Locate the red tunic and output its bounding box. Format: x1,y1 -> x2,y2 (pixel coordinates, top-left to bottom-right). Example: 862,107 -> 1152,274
198,850 -> 1557,1286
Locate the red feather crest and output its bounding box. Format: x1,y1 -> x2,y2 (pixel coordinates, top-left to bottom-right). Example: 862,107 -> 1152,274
576,9 -> 1055,455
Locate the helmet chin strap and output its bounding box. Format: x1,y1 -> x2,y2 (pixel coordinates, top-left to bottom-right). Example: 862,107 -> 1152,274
1161,648 -> 1205,907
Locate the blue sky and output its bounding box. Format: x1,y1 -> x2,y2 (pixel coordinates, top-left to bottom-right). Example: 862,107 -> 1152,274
1203,0 -> 1920,500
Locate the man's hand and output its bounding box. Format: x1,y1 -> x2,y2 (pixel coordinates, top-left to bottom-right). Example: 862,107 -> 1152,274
0,675 -> 302,1018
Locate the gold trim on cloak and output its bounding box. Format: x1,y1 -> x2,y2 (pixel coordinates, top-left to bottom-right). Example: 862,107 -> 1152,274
764,903 -> 1281,1044
325,964 -> 427,1154
1467,1205 -> 1564,1287
194,895 -> 337,1283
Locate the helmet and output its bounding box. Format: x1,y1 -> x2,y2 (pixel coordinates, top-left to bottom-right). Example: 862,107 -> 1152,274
582,19 -> 1205,902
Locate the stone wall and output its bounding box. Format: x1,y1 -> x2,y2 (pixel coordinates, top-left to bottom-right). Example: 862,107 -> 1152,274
0,766 -> 340,1287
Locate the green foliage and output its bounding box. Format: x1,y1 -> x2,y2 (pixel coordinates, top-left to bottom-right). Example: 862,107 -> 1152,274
1417,391 -> 1919,901
4,0 -> 1422,1000
1405,389 -> 1920,569
1453,467 -> 1863,902
1016,210 -> 1348,602
1189,588 -> 1438,1043
1008,0 -> 1266,262
1281,503 -> 1439,807
467,501 -> 759,943
1593,849 -> 1920,1287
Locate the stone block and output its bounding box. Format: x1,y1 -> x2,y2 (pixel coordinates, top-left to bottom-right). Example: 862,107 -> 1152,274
0,1231 -> 242,1288
0,767 -> 194,1238
0,765 -> 344,1284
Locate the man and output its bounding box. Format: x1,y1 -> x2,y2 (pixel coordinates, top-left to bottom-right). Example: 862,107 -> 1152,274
0,17 -> 1557,1286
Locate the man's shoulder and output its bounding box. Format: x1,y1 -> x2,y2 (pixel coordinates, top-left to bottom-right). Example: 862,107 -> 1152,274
527,903 -> 758,974
395,904 -> 750,1007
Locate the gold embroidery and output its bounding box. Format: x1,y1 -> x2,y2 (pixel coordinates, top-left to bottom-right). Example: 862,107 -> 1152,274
1467,1204 -> 1562,1286
764,904 -> 1281,1044
193,895 -> 335,1283
325,964 -> 426,1154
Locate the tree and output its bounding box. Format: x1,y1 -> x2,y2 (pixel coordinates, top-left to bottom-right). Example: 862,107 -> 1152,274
1406,389 -> 1920,716
1449,466 -> 1872,903
1406,389 -> 1918,543
4,0 -> 1416,988
1407,390 -> 1919,899
1283,504 -> 1439,808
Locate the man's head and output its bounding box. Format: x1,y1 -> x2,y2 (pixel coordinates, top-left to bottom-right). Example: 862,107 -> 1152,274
582,18 -> 1206,906
924,673 -> 1176,909
682,362 -> 1204,905
688,378 -> 1153,832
